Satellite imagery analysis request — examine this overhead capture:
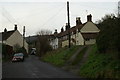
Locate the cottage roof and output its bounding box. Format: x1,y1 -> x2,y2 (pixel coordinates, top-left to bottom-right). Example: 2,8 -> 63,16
57,23 -> 86,37
80,22 -> 100,33
1,30 -> 16,41
25,34 -> 57,43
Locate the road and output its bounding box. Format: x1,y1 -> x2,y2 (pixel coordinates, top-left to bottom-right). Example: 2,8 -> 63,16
0,61 -> 1,80
2,55 -> 80,78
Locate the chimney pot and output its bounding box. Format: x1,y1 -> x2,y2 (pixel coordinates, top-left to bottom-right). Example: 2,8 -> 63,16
87,14 -> 92,22
4,28 -> 7,32
61,27 -> 64,32
14,24 -> 17,30
54,29 -> 58,34
76,17 -> 82,26
65,23 -> 69,31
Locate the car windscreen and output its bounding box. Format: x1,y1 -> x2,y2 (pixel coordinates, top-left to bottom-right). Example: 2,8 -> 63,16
14,53 -> 23,57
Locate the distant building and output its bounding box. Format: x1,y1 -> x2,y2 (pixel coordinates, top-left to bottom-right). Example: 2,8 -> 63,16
25,35 -> 37,50
26,33 -> 59,50
0,25 -> 28,53
57,14 -> 100,47
26,14 -> 100,50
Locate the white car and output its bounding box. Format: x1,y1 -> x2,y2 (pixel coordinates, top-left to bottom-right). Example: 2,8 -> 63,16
30,48 -> 36,55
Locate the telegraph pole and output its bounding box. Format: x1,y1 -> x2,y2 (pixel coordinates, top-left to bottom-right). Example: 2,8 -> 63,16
23,26 -> 25,48
118,1 -> 120,18
67,1 -> 71,48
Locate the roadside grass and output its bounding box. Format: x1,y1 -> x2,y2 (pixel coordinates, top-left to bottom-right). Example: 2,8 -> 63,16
41,45 -> 80,67
71,47 -> 88,65
40,44 -> 120,79
79,44 -> 120,79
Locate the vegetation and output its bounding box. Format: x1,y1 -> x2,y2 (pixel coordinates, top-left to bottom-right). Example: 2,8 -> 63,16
79,44 -> 120,79
36,30 -> 53,57
2,43 -> 28,61
2,43 -> 13,61
71,47 -> 87,65
41,44 -> 120,79
16,47 -> 28,57
13,44 -> 21,52
41,45 -> 80,67
13,43 -> 28,57
79,14 -> 120,79
96,14 -> 120,56
40,14 -> 120,79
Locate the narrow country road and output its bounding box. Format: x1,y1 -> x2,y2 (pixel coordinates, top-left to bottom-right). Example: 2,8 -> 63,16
2,55 -> 80,78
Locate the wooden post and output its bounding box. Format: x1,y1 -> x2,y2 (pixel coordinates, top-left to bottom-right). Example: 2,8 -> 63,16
118,1 -> 120,18
67,1 -> 71,48
23,26 -> 25,48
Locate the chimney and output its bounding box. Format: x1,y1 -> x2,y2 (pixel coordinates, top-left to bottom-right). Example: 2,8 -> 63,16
14,24 -> 17,30
87,14 -> 92,22
65,23 -> 69,31
76,17 -> 82,26
61,27 -> 64,32
4,28 -> 7,32
54,29 -> 58,34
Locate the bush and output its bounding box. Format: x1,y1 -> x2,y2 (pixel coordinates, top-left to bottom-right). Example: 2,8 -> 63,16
79,44 -> 120,79
36,35 -> 53,57
16,47 -> 28,57
2,44 -> 13,61
96,14 -> 120,55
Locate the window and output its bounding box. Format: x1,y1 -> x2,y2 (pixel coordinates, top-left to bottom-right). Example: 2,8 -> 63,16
85,38 -> 90,41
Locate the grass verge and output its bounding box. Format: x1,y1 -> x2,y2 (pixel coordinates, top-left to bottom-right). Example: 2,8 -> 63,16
79,44 -> 120,79
71,47 -> 88,65
41,45 -> 80,67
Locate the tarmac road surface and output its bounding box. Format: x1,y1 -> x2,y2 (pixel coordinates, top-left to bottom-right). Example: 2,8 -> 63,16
2,55 -> 80,78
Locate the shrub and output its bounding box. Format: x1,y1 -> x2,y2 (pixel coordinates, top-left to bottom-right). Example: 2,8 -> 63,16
16,47 -> 28,57
96,14 -> 120,55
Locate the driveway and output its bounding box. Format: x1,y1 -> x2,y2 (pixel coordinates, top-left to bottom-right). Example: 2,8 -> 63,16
2,55 -> 80,78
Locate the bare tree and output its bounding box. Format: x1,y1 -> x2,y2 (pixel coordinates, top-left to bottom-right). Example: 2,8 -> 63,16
37,29 -> 52,36
36,30 -> 52,57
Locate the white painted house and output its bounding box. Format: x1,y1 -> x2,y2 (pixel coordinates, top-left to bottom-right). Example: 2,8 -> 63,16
50,37 -> 59,49
0,25 -> 28,53
49,30 -> 59,49
58,14 -> 100,47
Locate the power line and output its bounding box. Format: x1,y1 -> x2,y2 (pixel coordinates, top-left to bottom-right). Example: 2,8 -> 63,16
2,7 -> 14,24
2,7 -> 23,27
39,5 -> 65,28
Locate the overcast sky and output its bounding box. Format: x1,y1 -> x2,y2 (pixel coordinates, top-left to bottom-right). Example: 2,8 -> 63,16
0,0 -> 119,36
